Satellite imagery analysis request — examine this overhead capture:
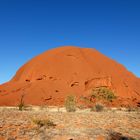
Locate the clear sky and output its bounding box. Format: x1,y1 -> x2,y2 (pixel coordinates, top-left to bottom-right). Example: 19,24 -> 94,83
0,0 -> 140,84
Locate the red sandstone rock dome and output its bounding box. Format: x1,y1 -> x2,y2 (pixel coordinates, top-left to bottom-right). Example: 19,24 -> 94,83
0,46 -> 140,106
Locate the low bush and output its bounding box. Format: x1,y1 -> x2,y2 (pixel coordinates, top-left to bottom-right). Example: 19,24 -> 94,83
91,87 -> 116,102
65,95 -> 76,112
91,103 -> 104,112
33,119 -> 56,128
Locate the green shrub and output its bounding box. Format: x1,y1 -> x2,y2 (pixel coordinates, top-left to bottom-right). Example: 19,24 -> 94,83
65,95 -> 76,112
91,103 -> 104,112
91,87 -> 116,102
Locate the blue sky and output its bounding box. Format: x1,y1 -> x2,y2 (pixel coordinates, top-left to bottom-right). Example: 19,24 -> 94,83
0,0 -> 140,84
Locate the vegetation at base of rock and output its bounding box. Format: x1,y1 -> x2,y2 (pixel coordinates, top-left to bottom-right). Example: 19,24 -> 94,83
126,106 -> 140,112
91,87 -> 117,102
108,131 -> 136,140
32,119 -> 56,128
18,94 -> 25,111
80,96 -> 93,104
90,103 -> 104,112
65,95 -> 76,112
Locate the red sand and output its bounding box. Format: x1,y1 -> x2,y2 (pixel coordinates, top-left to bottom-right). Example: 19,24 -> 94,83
0,46 -> 140,106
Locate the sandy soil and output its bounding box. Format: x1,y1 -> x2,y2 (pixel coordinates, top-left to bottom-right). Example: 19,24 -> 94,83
0,107 -> 139,140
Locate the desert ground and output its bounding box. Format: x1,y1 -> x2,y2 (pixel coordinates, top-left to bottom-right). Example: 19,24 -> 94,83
0,106 -> 139,140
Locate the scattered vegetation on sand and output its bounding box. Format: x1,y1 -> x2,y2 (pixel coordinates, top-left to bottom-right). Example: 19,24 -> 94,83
18,94 -> 25,111
32,118 -> 56,128
90,103 -> 104,112
65,95 -> 76,112
107,131 -> 136,140
91,87 -> 116,102
126,106 -> 140,112
0,108 -> 139,139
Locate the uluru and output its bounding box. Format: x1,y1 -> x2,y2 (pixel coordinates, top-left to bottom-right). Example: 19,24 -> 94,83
0,46 -> 140,107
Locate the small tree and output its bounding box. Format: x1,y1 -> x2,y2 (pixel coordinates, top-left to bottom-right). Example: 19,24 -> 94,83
65,95 -> 76,112
18,94 -> 25,111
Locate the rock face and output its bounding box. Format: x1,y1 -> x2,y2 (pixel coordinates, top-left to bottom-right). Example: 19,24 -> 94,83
0,46 -> 140,106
